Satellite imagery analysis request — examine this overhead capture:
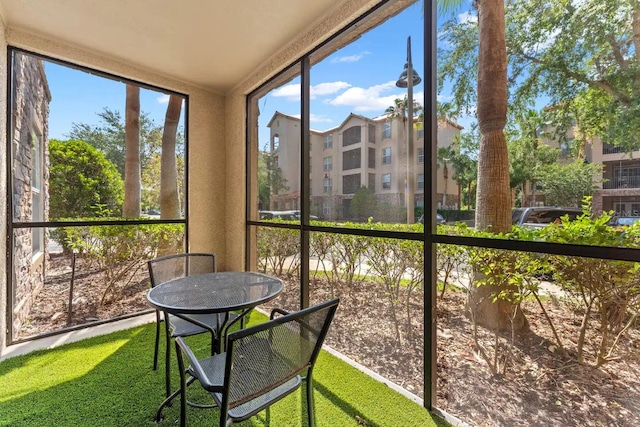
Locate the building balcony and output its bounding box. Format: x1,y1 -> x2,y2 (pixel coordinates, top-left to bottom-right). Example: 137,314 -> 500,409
603,175 -> 640,189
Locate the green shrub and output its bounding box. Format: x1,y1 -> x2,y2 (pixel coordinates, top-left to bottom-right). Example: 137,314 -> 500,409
538,200 -> 640,366
52,220 -> 184,304
49,139 -> 124,219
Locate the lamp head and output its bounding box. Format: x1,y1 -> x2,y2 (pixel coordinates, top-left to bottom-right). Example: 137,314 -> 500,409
396,63 -> 422,88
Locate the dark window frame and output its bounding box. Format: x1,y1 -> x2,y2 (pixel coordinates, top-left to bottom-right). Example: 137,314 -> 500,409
244,0 -> 639,415
5,46 -> 189,345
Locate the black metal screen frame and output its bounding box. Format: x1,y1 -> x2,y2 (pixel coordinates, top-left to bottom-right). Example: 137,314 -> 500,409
5,46 -> 190,345
244,0 -> 640,414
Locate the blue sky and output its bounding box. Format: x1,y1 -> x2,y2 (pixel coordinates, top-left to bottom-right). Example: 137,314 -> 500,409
45,62 -> 183,140
44,2 -> 474,144
255,2 -> 477,148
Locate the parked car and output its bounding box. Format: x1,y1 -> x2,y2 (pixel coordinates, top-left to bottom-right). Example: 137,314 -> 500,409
608,216 -> 640,226
418,213 -> 447,225
259,210 -> 318,220
512,206 -> 582,228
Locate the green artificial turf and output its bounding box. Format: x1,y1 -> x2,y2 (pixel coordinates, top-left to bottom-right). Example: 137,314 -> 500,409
0,312 -> 450,427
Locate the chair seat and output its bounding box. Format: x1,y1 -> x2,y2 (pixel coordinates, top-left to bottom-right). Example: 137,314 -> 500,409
173,299 -> 340,427
223,377 -> 301,421
188,343 -> 302,423
169,313 -> 240,338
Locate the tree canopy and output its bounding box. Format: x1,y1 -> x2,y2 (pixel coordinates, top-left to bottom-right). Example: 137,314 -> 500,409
67,107 -> 182,178
48,139 -> 124,219
535,160 -> 603,207
439,0 -> 640,151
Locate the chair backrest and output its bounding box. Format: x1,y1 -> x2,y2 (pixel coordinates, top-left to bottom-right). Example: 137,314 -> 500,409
222,298 -> 339,409
148,253 -> 217,288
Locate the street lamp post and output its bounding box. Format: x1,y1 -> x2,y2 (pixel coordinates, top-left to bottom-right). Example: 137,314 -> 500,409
396,36 -> 421,224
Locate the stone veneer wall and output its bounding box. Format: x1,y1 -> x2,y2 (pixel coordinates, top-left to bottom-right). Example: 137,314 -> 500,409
11,52 -> 51,336
0,18 -> 7,352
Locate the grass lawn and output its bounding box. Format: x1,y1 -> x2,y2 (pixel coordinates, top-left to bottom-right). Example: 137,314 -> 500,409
0,312 -> 450,427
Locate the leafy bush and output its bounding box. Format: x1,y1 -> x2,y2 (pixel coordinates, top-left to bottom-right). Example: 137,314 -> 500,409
538,200 -> 640,366
49,139 -> 124,219
350,186 -> 377,221
256,221 -> 300,276
53,221 -> 184,304
257,208 -> 640,370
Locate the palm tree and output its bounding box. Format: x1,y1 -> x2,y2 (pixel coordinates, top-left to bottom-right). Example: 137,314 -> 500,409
440,0 -> 525,330
160,95 -> 182,219
437,146 -> 453,208
123,84 -> 141,218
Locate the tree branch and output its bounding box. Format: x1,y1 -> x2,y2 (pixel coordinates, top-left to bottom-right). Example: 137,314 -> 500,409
608,35 -> 629,71
517,51 -> 632,106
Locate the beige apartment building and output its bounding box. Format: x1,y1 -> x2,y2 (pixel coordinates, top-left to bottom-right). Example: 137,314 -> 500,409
536,123 -> 640,215
268,111 -> 462,221
525,120 -> 640,216
587,139 -> 640,215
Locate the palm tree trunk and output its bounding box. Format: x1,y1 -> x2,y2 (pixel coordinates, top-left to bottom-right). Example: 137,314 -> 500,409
123,85 -> 141,218
468,0 -> 526,331
443,164 -> 448,207
160,95 -> 182,219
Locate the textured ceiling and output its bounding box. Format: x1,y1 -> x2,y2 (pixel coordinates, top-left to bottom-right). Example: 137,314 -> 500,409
0,0 -> 348,93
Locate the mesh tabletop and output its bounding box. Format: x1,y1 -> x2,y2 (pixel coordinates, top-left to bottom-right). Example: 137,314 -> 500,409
146,271 -> 284,314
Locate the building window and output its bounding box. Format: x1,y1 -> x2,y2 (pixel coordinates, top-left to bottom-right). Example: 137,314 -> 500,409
343,126 -> 361,146
323,177 -> 333,193
324,134 -> 333,149
30,129 -> 44,256
272,135 -> 279,151
368,124 -> 376,143
323,156 -> 332,171
417,173 -> 424,190
382,122 -> 391,139
343,148 -> 361,170
382,173 -> 391,190
560,138 -> 572,157
343,174 -> 361,194
382,147 -> 391,164
368,173 -> 376,192
418,147 -> 424,164
323,202 -> 330,216
417,128 -> 424,139
369,148 -> 376,168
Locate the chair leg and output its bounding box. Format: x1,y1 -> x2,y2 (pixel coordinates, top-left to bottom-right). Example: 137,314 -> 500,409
164,319 -> 172,398
153,311 -> 161,370
306,373 -> 315,427
175,340 -> 187,427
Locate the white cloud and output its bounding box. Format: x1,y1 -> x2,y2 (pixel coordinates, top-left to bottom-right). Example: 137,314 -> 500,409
271,81 -> 351,101
271,84 -> 301,101
330,51 -> 370,63
311,81 -> 351,97
157,94 -> 170,104
328,81 -> 425,112
458,11 -> 477,24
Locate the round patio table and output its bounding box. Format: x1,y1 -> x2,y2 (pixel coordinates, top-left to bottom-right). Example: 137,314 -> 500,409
146,271 -> 284,423
147,271 -> 284,316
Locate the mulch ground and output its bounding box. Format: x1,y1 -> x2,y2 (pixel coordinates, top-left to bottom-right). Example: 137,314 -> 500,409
17,253 -> 640,426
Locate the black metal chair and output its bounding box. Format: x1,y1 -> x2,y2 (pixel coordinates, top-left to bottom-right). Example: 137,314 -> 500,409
174,298 -> 340,427
148,253 -> 234,398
